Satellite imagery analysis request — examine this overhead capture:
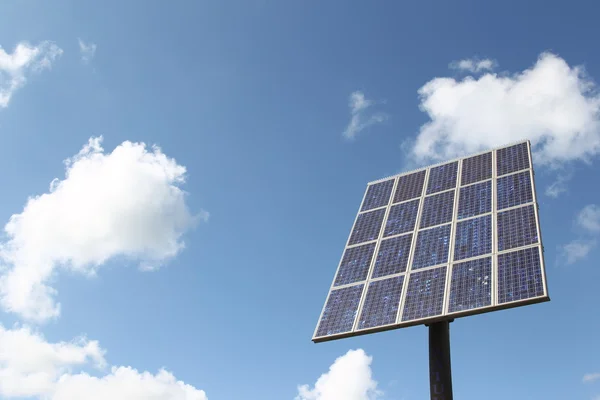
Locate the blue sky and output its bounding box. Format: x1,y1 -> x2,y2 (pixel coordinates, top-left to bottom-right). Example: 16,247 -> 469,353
1,0 -> 600,399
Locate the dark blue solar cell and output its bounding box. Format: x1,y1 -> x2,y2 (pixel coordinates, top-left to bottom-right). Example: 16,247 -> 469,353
334,243 -> 376,286
457,181 -> 492,220
461,152 -> 492,186
372,234 -> 413,278
448,257 -> 492,313
394,170 -> 426,203
358,276 -> 404,329
420,190 -> 455,229
411,224 -> 451,270
401,266 -> 447,322
348,208 -> 386,246
497,205 -> 538,251
427,161 -> 458,194
497,171 -> 533,210
361,179 -> 395,211
384,199 -> 419,237
316,285 -> 364,337
498,247 -> 544,304
497,142 -> 530,176
453,215 -> 492,261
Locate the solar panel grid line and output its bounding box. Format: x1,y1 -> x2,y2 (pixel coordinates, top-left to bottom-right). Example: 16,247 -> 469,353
494,200 -> 536,214
459,177 -> 492,189
396,168 -> 430,323
527,142 -> 549,299
312,179 -> 376,340
357,204 -> 387,215
456,210 -> 493,223
491,148 -> 498,307
442,158 -> 462,315
351,176 -> 401,332
367,140 -> 530,187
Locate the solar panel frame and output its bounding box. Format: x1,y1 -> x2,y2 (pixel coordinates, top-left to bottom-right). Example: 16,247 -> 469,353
312,140 -> 549,343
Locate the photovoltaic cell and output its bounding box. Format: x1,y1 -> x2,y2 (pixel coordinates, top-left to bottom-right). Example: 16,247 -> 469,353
394,170 -> 426,203
497,171 -> 533,210
497,142 -> 530,176
372,234 -> 413,278
361,179 -> 395,211
498,247 -> 544,304
448,257 -> 492,313
358,276 -> 404,329
334,243 -> 376,286
313,141 -> 548,342
348,208 -> 386,246
497,205 -> 538,251
457,181 -> 491,219
427,161 -> 458,194
420,190 -> 455,229
401,266 -> 447,321
453,215 -> 492,261
411,224 -> 451,270
316,285 -> 364,337
384,199 -> 419,237
461,152 -> 492,186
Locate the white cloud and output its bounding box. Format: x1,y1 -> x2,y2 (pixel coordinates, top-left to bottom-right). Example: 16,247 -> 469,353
576,204 -> 600,233
561,239 -> 596,265
583,372 -> 600,383
0,325 -> 207,400
343,91 -> 387,140
545,172 -> 572,198
450,58 -> 496,73
0,41 -> 63,107
77,39 -> 97,64
0,136 -> 205,322
410,52 -> 600,167
0,325 -> 105,398
296,349 -> 381,400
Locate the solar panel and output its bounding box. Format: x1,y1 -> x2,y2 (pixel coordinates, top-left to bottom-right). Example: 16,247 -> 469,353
393,170 -> 426,203
419,190 -> 455,229
448,257 -> 492,313
427,161 -> 458,194
313,140 -> 549,343
384,199 -> 420,237
361,179 -> 395,211
457,180 -> 491,219
348,208 -> 386,246
334,243 -> 376,286
372,234 -> 413,278
497,142 -> 530,176
461,152 -> 492,185
358,276 -> 405,330
497,171 -> 533,210
453,215 -> 492,261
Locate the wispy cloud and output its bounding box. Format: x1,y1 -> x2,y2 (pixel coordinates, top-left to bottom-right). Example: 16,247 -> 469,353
343,91 -> 387,140
583,372 -> 600,383
560,204 -> 600,265
561,239 -> 596,265
545,172 -> 573,198
0,41 -> 63,108
78,38 -> 97,64
449,57 -> 496,73
576,204 -> 600,234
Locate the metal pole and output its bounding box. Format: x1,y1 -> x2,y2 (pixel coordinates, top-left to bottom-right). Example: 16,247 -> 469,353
428,320 -> 453,400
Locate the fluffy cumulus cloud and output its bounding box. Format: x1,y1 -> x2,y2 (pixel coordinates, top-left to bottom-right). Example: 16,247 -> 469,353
410,52 -> 600,167
0,136 -> 204,322
544,172 -> 572,198
576,204 -> 600,233
0,41 -> 63,107
296,349 -> 381,400
561,239 -> 596,265
0,325 -> 207,400
450,57 -> 496,73
343,91 -> 387,140
77,38 -> 97,64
